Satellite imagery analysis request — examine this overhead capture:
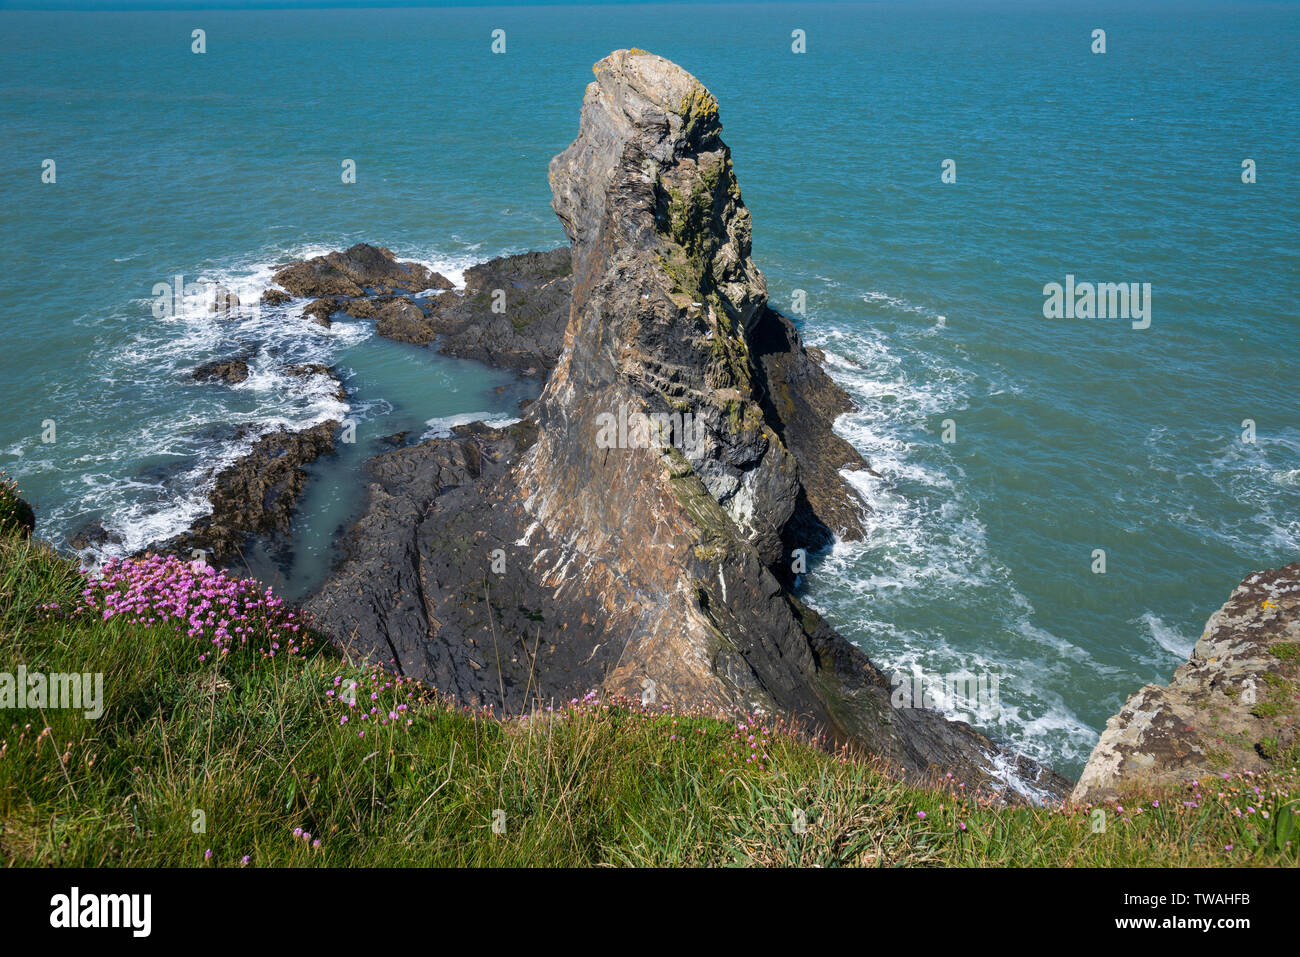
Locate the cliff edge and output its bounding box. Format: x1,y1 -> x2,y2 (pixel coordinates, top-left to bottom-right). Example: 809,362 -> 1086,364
1073,562 -> 1300,803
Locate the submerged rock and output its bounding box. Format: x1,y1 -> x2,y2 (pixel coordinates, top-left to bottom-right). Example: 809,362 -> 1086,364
307,50 -> 1067,801
69,519 -> 123,551
192,357 -> 250,384
209,287 -> 241,315
1073,563 -> 1300,803
284,363 -> 348,402
192,344 -> 258,385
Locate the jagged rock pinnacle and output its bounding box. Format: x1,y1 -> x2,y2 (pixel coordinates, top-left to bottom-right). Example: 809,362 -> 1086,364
307,50 -> 1071,803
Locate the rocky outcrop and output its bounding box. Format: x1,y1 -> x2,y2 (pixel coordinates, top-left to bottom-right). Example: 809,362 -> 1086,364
343,298 -> 379,320
306,50 -> 1066,801
374,297 -> 430,343
270,243 -> 452,300
266,244 -> 570,376
751,317 -> 874,551
192,356 -> 251,385
164,420 -> 340,563
1073,563 -> 1300,803
417,248 -> 573,375
302,299 -> 336,328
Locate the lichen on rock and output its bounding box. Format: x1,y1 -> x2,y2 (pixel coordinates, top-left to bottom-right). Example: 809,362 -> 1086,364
1073,562 -> 1300,803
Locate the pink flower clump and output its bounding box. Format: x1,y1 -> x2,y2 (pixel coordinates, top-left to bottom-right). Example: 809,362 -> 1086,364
79,554 -> 308,661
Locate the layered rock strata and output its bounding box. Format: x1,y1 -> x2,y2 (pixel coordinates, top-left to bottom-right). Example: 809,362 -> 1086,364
306,50 -> 1069,801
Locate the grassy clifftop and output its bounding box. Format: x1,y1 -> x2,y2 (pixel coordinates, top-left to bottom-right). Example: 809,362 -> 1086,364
0,499 -> 1297,866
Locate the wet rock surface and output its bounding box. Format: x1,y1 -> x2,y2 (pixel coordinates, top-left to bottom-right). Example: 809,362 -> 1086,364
302,298 -> 336,328
1073,562 -> 1300,803
192,356 -> 252,385
305,50 -> 1068,801
284,363 -> 348,402
161,419 -> 340,563
68,519 -> 123,550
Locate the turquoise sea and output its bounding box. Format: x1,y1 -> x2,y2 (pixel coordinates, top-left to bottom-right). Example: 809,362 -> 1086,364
1,1 -> 1296,777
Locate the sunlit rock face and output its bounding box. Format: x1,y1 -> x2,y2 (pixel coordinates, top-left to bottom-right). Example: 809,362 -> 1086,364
1073,562 -> 1300,804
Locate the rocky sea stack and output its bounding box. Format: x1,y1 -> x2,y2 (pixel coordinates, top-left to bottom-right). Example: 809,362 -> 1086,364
306,50 -> 1068,801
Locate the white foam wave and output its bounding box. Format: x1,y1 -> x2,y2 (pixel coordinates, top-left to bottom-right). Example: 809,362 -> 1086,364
862,288 -> 946,323
420,412 -> 521,441
24,240 -> 503,567
1137,611 -> 1196,661
800,310 -> 1098,775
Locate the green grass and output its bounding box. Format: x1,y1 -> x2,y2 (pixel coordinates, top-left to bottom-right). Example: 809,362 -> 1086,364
1,529 -> 1297,867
